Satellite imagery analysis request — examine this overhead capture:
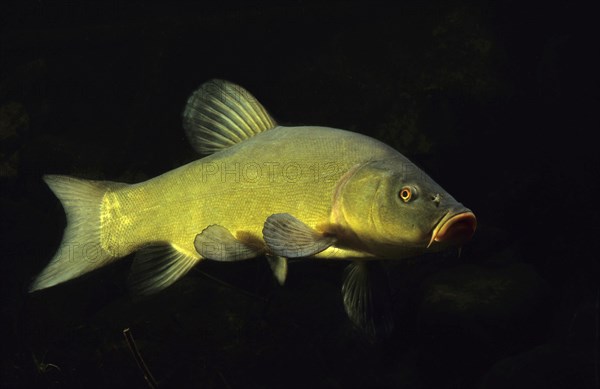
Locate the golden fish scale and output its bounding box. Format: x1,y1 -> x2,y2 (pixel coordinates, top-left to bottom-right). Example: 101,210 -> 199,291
100,126 -> 398,260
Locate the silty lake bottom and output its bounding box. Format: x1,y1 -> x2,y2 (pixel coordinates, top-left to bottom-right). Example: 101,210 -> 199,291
1,2 -> 598,388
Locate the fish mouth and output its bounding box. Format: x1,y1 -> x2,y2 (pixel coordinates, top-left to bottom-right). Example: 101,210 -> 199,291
427,210 -> 477,248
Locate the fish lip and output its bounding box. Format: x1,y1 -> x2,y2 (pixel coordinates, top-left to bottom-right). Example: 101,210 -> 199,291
427,210 -> 477,248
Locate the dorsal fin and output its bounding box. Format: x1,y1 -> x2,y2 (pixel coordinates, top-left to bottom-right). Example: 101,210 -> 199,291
182,79 -> 277,154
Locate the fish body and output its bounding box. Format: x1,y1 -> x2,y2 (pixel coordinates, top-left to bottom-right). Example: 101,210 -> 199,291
102,125 -> 397,261
31,80 -> 476,338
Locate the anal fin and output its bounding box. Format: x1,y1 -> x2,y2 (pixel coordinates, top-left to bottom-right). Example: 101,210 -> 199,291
129,243 -> 201,295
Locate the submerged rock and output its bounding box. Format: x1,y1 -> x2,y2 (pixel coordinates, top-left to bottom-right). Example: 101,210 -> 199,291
416,262 -> 549,382
0,102 -> 28,177
420,263 -> 546,322
480,342 -> 586,389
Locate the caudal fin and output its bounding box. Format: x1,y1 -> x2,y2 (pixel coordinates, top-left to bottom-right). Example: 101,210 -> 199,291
29,175 -> 125,292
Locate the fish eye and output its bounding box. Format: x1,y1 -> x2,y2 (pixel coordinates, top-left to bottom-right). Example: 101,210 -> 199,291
399,187 -> 413,202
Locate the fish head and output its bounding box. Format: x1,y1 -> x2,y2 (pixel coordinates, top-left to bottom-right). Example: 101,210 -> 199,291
338,157 -> 476,258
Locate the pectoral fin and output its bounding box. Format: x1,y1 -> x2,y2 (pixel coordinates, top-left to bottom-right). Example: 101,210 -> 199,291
262,213 -> 336,258
342,261 -> 394,340
129,243 -> 201,295
194,224 -> 262,261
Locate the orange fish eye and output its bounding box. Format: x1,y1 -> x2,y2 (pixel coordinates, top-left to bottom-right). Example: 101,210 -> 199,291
399,187 -> 412,202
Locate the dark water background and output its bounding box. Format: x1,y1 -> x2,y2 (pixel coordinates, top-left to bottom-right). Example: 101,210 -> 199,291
1,2 -> 598,388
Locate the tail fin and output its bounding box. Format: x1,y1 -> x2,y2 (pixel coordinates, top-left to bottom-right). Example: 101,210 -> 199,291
29,175 -> 125,292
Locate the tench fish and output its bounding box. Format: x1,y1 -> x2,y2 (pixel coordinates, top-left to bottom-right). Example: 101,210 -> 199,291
30,79 -> 476,337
